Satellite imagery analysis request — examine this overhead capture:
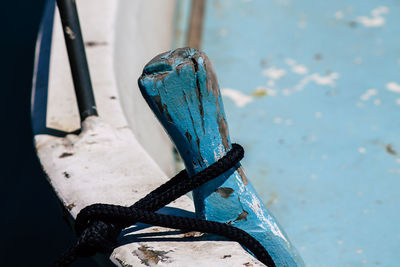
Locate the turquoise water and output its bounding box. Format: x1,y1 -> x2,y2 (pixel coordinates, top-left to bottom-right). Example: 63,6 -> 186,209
202,1 -> 400,266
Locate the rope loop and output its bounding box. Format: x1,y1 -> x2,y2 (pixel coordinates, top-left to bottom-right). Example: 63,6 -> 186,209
54,144 -> 276,267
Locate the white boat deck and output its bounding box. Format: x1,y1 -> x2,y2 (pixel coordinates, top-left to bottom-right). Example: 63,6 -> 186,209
32,0 -> 266,266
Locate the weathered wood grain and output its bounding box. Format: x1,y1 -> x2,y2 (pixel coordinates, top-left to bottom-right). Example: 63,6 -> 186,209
139,48 -> 305,267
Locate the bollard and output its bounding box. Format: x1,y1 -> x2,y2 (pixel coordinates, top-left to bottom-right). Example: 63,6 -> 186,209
138,48 -> 304,267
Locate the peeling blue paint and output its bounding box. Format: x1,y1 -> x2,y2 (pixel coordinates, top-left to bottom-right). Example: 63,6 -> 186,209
139,48 -> 304,266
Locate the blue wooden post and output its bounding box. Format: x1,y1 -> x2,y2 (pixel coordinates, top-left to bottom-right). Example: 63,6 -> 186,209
138,48 -> 304,266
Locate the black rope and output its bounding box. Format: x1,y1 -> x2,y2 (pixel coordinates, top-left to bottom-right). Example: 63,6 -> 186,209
54,144 -> 276,267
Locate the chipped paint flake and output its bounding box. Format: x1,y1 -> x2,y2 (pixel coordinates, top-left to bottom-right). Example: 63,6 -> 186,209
371,6 -> 389,17
215,187 -> 235,198
294,72 -> 339,91
295,72 -> 339,91
387,82 -> 400,93
360,88 -> 378,101
261,66 -> 286,80
292,64 -> 308,75
357,6 -> 389,27
221,88 -> 253,107
65,26 -> 76,39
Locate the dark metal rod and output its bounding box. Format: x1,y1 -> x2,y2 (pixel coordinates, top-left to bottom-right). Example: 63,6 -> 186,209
57,0 -> 98,121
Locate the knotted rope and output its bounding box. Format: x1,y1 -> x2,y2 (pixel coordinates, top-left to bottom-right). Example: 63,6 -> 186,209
54,144 -> 275,267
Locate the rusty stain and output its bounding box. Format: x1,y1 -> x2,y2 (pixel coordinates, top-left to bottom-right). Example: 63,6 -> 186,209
243,262 -> 253,266
260,59 -> 268,67
66,203 -> 76,210
215,187 -> 234,198
59,152 -> 73,158
237,167 -> 248,185
136,245 -> 170,266
217,113 -> 230,150
63,171 -> 70,179
386,144 -> 397,155
314,53 -> 323,61
234,210 -> 249,222
266,191 -> 279,207
348,21 -> 357,28
175,62 -> 185,75
203,54 -> 220,99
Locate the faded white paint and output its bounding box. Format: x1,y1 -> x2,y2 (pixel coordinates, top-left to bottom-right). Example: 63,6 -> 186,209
291,64 -> 308,75
357,6 -> 389,27
387,82 -> 400,93
294,72 -> 339,91
221,88 -> 253,107
360,88 -> 378,101
262,66 -> 286,80
33,0 -> 265,266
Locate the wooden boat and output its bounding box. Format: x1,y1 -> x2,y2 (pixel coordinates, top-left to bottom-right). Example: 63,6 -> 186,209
32,0 -> 400,266
32,0 -> 303,266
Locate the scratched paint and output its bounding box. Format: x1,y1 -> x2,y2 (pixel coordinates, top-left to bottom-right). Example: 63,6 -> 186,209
139,48 -> 304,266
201,1 -> 400,266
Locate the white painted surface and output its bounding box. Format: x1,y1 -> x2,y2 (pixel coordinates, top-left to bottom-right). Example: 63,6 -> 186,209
33,0 -> 264,266
114,1 -> 177,176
